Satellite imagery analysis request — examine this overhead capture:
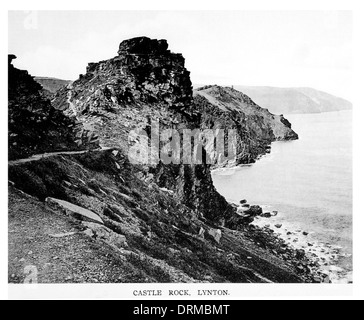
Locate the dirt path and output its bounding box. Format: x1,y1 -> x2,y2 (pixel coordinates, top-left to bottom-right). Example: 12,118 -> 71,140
8,147 -> 113,166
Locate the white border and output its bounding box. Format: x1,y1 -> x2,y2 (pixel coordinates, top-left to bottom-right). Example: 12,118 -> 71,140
8,283 -> 353,300
2,0 -> 364,300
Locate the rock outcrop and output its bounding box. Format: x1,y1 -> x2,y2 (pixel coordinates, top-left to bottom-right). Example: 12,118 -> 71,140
46,197 -> 104,224
194,85 -> 299,166
50,36 -> 297,225
8,55 -> 99,160
51,37 -> 233,224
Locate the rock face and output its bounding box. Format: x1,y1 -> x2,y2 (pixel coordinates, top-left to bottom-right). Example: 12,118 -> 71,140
51,37 -> 233,224
8,55 -> 99,160
194,85 -> 299,166
53,36 -> 194,124
49,37 -> 298,226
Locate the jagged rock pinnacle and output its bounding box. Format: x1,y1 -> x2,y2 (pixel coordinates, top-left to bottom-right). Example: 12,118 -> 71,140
8,54 -> 17,64
118,37 -> 169,55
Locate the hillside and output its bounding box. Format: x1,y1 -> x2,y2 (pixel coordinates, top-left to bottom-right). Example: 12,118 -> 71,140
8,55 -> 98,160
8,37 -> 326,284
233,86 -> 352,114
194,85 -> 298,165
34,77 -> 72,94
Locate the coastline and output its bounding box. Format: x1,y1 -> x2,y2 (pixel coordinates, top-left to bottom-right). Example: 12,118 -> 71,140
227,199 -> 352,283
252,211 -> 353,284
212,110 -> 353,284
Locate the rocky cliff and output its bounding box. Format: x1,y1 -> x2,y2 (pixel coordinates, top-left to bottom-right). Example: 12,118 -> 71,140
194,85 -> 298,165
9,38 -> 322,284
8,55 -> 99,160
51,37 -> 297,223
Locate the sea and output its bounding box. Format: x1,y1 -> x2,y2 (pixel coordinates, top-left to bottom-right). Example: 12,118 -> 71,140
212,110 -> 353,283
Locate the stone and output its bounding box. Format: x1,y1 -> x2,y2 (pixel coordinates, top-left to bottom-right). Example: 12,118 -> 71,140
275,224 -> 283,229
206,228 -> 222,244
83,222 -> 127,249
237,207 -> 250,215
46,197 -> 104,225
83,229 -> 94,238
261,212 -> 271,218
297,265 -> 305,273
198,227 -> 205,239
244,205 -> 263,217
303,231 -> 309,236
49,232 -> 77,238
313,277 -> 322,283
240,199 -> 248,204
296,249 -> 306,260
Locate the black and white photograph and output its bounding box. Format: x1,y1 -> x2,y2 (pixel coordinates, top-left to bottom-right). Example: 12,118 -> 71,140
3,1 -> 364,301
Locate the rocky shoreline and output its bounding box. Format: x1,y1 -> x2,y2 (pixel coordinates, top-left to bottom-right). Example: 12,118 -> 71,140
229,199 -> 352,284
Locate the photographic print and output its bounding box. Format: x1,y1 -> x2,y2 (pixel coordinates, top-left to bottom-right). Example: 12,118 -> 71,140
7,9 -> 353,298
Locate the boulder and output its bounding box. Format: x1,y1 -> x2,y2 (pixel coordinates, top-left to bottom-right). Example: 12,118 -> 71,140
46,197 -> 104,225
82,222 -> 127,249
296,249 -> 306,260
205,228 -> 222,244
261,212 -> 271,218
198,227 -> 205,239
275,224 -> 283,229
244,205 -> 263,217
323,275 -> 331,284
237,206 -> 250,215
239,199 -> 248,204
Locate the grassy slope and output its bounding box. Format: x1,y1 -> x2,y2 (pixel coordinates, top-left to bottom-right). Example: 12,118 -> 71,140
8,149 -> 308,283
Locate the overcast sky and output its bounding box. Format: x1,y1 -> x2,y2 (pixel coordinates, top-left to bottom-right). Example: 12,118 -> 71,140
8,10 -> 352,100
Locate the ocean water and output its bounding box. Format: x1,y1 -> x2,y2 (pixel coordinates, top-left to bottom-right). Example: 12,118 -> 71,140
212,110 -> 352,281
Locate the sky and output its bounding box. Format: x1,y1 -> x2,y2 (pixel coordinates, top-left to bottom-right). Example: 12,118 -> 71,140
8,10 -> 352,100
